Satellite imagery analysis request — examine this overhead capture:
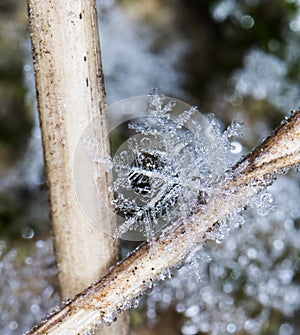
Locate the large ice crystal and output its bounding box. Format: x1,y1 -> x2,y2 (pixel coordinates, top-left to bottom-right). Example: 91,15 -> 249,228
111,92 -> 228,241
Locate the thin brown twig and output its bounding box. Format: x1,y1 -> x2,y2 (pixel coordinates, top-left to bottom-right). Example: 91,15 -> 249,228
26,0 -> 129,333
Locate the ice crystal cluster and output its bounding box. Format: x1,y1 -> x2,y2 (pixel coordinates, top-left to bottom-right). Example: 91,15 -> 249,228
111,92 -> 238,241
233,49 -> 300,112
97,1 -> 185,103
0,239 -> 59,335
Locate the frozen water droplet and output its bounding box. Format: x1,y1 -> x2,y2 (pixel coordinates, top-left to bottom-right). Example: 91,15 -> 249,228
21,226 -> 35,239
182,322 -> 199,335
230,141 -> 243,154
241,15 -> 255,29
185,305 -> 200,318
227,323 -> 237,333
30,304 -> 40,314
279,323 -> 293,335
9,321 -> 18,330
255,191 -> 274,216
102,311 -> 117,326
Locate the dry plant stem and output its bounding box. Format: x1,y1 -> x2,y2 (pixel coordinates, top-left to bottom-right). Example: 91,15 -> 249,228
27,0 -> 128,334
26,111 -> 300,335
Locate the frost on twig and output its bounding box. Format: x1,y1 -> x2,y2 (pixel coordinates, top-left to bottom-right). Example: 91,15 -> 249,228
26,110 -> 300,335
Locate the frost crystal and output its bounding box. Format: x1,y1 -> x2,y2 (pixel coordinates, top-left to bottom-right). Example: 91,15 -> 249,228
111,92 -> 227,241
0,239 -> 59,334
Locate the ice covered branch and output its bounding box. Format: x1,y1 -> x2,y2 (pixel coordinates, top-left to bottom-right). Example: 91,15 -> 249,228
26,110 -> 300,335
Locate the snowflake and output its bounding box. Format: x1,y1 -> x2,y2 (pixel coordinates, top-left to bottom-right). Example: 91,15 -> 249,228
111,92 -> 237,241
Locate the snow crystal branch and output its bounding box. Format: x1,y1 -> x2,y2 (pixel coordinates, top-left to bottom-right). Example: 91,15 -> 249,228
26,110 -> 300,335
